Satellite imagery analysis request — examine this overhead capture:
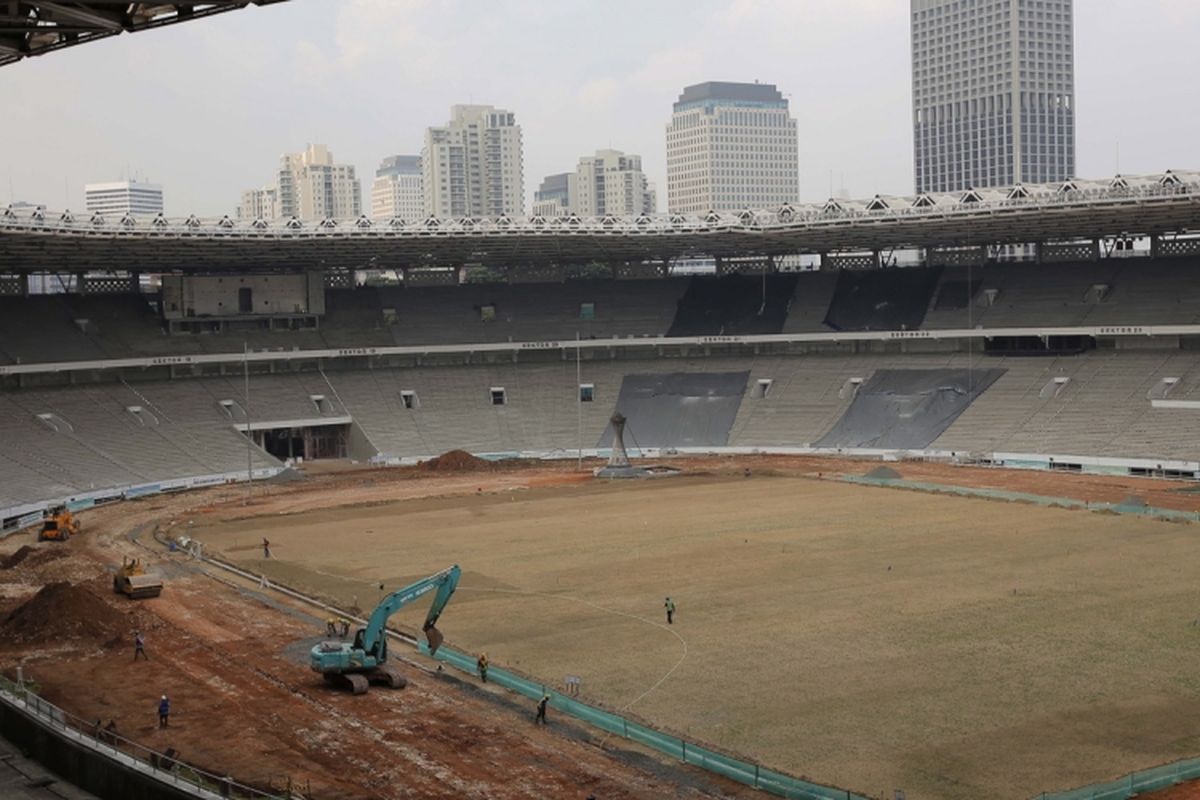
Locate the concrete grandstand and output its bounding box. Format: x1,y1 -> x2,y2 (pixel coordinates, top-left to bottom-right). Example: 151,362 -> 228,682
5,200 -> 1200,528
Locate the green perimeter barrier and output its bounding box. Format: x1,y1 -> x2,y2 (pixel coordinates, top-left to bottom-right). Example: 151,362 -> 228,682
843,476 -> 1200,523
420,642 -> 867,800
1036,756 -> 1200,799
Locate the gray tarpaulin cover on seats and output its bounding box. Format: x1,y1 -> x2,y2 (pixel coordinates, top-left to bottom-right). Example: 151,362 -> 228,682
815,368 -> 1005,449
598,372 -> 750,449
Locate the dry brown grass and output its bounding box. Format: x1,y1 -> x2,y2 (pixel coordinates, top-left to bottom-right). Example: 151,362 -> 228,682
193,473 -> 1200,800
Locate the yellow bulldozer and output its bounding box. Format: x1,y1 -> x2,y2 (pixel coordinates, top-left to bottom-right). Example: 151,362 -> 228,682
38,506 -> 79,542
113,558 -> 163,599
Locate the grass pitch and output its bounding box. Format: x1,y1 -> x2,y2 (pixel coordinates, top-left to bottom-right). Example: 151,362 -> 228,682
195,474 -> 1200,799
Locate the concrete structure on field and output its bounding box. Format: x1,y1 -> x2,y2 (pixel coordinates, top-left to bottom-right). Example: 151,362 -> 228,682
273,144 -> 361,221
423,105 -> 524,218
370,155 -> 424,221
84,180 -> 163,217
666,81 -> 799,214
911,0 -> 1075,193
238,186 -> 278,221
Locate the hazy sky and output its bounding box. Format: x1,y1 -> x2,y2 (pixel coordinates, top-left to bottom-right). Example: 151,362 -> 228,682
2,0 -> 1196,215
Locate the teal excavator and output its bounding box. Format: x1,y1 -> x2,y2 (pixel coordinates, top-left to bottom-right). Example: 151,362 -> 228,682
310,565 -> 461,695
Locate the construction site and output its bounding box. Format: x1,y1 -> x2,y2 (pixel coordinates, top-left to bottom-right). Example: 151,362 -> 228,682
6,454 -> 1200,800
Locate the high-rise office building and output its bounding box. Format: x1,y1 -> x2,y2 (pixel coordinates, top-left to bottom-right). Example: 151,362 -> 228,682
665,81 -> 798,214
84,180 -> 164,216
370,155 -> 424,220
911,0 -> 1075,193
275,144 -> 361,220
573,149 -> 656,216
532,173 -> 571,217
422,105 -> 524,218
238,186 -> 278,220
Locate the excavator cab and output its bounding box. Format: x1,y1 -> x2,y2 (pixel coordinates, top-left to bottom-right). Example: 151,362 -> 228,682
38,506 -> 78,542
311,565 -> 460,695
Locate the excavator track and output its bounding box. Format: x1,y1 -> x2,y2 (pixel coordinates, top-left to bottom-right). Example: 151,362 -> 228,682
324,672 -> 371,695
369,664 -> 408,689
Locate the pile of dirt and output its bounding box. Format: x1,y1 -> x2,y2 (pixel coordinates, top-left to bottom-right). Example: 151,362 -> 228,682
865,465 -> 903,480
1,545 -> 69,570
1,582 -> 129,644
418,450 -> 494,473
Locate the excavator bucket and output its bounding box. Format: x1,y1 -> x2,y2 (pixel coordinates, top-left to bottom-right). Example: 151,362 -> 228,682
424,624 -> 444,656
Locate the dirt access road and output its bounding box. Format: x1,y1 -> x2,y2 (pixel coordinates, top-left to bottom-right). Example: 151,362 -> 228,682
0,486 -> 759,800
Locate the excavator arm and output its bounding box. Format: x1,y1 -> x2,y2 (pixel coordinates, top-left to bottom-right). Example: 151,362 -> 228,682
359,565 -> 461,659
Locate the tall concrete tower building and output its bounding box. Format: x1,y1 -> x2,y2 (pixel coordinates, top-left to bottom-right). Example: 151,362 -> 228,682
911,0 -> 1075,193
370,155 -> 424,220
665,81 -> 798,214
276,144 -> 361,220
422,105 -> 524,218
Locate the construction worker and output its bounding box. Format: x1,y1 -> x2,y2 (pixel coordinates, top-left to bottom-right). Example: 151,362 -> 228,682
326,618 -> 338,637
339,618 -> 350,638
535,694 -> 549,725
664,597 -> 676,625
262,538 -> 271,559
134,630 -> 147,661
158,694 -> 170,729
477,652 -> 489,683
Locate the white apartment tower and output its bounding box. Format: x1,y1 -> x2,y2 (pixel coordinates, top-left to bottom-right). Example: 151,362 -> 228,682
422,105 -> 524,219
370,155 -> 424,220
84,180 -> 164,216
276,144 -> 361,220
238,187 -> 278,220
573,149 -> 656,216
911,0 -> 1075,193
665,82 -> 799,214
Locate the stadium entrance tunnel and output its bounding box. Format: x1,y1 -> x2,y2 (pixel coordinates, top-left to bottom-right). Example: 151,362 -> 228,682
243,422 -> 349,461
816,368 -> 1005,449
597,371 -> 750,449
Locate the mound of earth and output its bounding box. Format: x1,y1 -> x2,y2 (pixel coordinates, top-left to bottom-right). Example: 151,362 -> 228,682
2,582 -> 129,644
866,465 -> 903,480
1,545 -> 69,570
418,449 -> 493,473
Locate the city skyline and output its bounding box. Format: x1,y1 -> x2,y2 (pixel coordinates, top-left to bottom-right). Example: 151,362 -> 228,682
2,0 -> 1196,216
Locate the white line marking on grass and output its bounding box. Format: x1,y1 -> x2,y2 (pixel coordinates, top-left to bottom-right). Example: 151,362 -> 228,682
457,586 -> 688,711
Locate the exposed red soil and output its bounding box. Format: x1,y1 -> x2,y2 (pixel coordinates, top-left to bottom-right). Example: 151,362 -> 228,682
1,544 -> 68,570
0,504 -> 756,800
417,449 -> 496,473
5,453 -> 1200,799
1,580 -> 131,644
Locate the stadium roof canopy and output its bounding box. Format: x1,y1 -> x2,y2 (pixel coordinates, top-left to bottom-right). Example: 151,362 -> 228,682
0,1 -> 287,67
1,172 -> 1198,273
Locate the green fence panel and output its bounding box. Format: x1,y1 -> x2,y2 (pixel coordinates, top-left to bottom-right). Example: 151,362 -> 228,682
423,642 -> 864,800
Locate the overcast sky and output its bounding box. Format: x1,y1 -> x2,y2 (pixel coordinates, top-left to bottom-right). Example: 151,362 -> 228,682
2,0 -> 1196,215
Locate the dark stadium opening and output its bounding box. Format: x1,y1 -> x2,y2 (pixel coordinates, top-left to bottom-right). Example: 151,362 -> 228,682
248,424 -> 348,461
984,335 -> 1095,356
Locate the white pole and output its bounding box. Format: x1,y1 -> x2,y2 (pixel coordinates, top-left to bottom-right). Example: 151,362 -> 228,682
244,341 -> 252,504
576,331 -> 582,471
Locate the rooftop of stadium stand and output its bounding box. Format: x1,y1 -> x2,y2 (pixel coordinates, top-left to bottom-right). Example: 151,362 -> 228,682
1,171 -> 1197,273
0,2 -> 288,67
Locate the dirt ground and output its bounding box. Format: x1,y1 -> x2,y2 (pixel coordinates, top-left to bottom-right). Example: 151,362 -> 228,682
183,456 -> 1200,800
7,454 -> 1200,800
0,489 -> 760,800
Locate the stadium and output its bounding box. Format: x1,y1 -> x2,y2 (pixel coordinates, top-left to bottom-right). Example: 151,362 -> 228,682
6,4 -> 1200,800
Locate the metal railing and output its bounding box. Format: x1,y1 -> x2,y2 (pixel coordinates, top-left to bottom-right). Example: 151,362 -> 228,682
0,673 -> 289,800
